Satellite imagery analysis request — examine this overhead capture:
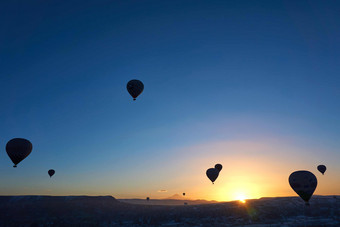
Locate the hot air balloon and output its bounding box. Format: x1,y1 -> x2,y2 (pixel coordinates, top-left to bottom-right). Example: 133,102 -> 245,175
183,193 -> 185,196
146,197 -> 150,201
289,170 -> 317,206
215,164 -> 222,172
48,169 -> 55,178
6,138 -> 33,168
206,168 -> 219,184
127,79 -> 144,101
317,165 -> 326,175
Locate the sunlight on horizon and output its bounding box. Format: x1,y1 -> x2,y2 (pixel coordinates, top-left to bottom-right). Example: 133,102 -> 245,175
235,193 -> 247,203
1,139 -> 339,201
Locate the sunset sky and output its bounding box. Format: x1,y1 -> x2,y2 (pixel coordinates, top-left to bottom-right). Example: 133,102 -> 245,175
0,0 -> 339,202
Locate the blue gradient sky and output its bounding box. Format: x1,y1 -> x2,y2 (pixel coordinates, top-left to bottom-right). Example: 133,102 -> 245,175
0,0 -> 339,201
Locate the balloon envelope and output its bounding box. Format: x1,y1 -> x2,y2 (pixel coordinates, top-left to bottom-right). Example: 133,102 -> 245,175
206,168 -> 219,183
289,170 -> 317,205
48,169 -> 55,177
317,165 -> 326,175
6,138 -> 33,167
215,164 -> 223,172
127,79 -> 144,100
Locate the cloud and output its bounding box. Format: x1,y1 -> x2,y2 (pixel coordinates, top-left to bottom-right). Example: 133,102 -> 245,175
157,190 -> 168,193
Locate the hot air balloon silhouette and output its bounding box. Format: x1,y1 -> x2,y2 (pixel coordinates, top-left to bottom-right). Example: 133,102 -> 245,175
127,79 -> 144,101
183,193 -> 185,196
206,168 -> 219,184
215,164 -> 222,172
48,169 -> 55,178
289,170 -> 317,206
6,138 -> 33,168
317,165 -> 326,175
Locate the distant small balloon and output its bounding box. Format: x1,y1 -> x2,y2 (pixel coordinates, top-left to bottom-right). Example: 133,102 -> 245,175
146,197 -> 150,201
183,193 -> 185,196
6,138 -> 33,168
206,168 -> 219,184
48,169 -> 55,178
127,79 -> 144,101
317,165 -> 326,175
215,164 -> 222,172
289,170 -> 317,206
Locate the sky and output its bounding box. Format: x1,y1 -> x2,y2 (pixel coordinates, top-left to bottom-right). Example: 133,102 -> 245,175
0,0 -> 339,202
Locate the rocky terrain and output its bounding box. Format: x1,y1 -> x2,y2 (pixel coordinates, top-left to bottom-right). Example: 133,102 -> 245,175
0,195 -> 339,226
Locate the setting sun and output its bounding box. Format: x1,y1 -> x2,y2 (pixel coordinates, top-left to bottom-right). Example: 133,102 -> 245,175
238,198 -> 246,203
235,193 -> 248,203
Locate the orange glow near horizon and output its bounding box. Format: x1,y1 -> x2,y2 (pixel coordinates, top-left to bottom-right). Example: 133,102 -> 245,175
2,140 -> 339,201
138,139 -> 340,203
106,140 -> 340,202
235,193 -> 247,203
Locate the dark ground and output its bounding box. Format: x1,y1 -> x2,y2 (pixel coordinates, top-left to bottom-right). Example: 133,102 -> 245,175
0,195 -> 339,226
